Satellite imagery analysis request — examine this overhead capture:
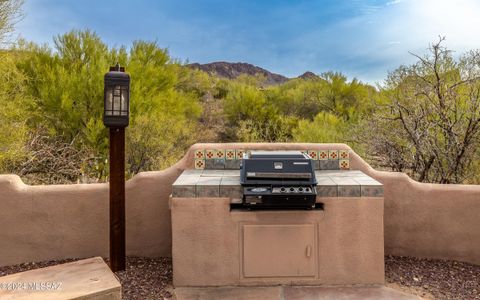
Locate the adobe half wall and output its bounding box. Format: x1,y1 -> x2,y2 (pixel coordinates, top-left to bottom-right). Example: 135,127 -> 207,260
350,152 -> 480,265
0,143 -> 479,267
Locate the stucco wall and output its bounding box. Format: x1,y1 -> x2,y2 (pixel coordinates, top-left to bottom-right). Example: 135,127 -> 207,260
0,143 -> 479,267
171,197 -> 384,287
349,151 -> 480,265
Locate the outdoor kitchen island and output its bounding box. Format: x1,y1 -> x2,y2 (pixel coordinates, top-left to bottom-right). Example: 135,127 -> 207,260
170,168 -> 384,287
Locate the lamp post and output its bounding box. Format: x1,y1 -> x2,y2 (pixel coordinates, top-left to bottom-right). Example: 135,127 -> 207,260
103,64 -> 130,272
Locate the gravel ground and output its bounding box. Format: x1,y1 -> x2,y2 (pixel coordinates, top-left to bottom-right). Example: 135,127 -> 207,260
0,258 -> 80,276
385,255 -> 480,299
114,257 -> 173,300
1,255 -> 479,299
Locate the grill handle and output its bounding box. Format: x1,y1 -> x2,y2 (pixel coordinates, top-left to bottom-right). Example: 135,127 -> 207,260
246,172 -> 312,179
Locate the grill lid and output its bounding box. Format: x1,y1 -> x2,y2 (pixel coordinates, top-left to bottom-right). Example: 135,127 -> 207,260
240,150 -> 317,186
239,150 -> 318,209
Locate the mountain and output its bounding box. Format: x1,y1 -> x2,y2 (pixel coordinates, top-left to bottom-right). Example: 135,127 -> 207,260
298,71 -> 319,80
188,62 -> 290,85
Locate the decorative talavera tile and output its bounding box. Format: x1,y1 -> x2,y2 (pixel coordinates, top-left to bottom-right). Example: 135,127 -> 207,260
318,150 -> 329,160
236,149 -> 245,160
195,159 -> 205,169
307,150 -> 318,160
339,159 -> 350,170
225,149 -> 235,160
195,149 -> 205,160
205,150 -> 215,159
339,150 -> 349,159
215,149 -> 225,159
328,150 -> 339,160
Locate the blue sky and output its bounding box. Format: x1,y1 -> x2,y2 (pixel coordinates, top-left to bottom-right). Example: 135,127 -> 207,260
15,0 -> 480,83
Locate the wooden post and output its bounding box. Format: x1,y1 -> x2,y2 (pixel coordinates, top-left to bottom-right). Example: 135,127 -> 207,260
109,127 -> 126,272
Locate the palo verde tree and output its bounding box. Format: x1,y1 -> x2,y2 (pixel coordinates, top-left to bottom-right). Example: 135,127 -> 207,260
12,30 -> 202,183
0,0 -> 28,174
125,40 -> 201,175
0,0 -> 23,45
222,76 -> 295,142
0,51 -> 30,172
362,38 -> 480,183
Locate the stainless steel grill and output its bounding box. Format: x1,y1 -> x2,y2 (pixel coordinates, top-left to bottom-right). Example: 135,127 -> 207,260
240,151 -> 317,209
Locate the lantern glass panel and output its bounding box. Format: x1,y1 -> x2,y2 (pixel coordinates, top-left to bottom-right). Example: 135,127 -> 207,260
113,85 -> 121,116
105,86 -> 114,116
121,86 -> 128,116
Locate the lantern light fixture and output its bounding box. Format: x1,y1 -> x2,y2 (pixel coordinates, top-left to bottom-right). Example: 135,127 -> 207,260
103,64 -> 130,128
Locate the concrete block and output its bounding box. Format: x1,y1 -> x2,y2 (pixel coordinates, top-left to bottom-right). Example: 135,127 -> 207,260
213,159 -> 225,169
319,160 -> 340,170
196,177 -> 221,197
225,159 -> 241,169
337,185 -> 361,197
316,185 -> 338,197
361,186 -> 384,197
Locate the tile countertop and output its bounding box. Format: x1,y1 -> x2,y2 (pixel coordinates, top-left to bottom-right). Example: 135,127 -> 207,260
171,169 -> 383,200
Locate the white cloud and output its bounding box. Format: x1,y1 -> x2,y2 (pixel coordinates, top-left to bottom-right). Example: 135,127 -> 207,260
386,0 -> 403,6
284,0 -> 480,83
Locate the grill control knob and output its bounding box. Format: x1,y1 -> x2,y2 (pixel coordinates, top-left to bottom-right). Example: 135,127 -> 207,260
298,187 -> 304,192
280,187 -> 286,192
289,187 -> 295,192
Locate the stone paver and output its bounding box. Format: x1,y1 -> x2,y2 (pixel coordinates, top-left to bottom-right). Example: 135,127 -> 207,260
0,257 -> 121,300
175,286 -> 421,300
284,286 -> 421,300
175,286 -> 282,300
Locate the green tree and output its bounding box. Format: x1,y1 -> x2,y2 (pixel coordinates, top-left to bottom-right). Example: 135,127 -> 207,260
319,72 -> 376,121
125,41 -> 201,175
15,31 -> 112,181
11,30 -> 202,182
265,78 -> 328,119
222,78 -> 292,141
292,112 -> 347,143
265,72 -> 376,122
0,0 -> 27,173
0,51 -> 29,172
0,0 -> 23,45
362,38 -> 480,183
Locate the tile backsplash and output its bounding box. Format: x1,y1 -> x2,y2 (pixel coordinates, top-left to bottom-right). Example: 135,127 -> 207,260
194,149 -> 350,170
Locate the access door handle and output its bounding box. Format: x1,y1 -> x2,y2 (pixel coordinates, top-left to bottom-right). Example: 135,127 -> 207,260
306,245 -> 312,258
